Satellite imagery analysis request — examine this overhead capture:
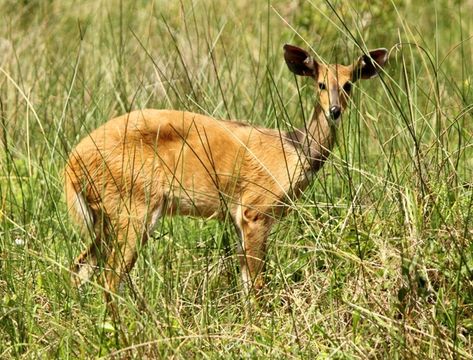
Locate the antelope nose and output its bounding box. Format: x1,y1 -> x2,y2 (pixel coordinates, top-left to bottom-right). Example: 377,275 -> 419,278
330,106 -> 341,120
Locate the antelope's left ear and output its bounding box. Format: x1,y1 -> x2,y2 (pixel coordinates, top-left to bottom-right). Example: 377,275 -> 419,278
353,48 -> 388,81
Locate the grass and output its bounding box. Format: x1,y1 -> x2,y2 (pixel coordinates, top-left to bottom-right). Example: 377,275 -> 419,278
1,0 -> 473,357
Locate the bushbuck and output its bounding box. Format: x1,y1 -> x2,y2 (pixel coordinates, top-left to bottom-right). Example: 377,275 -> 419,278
65,44 -> 388,309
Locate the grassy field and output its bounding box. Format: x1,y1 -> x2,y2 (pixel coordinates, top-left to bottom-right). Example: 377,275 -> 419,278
1,0 -> 473,358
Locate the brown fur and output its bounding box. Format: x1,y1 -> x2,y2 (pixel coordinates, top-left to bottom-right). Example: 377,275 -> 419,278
64,45 -> 387,312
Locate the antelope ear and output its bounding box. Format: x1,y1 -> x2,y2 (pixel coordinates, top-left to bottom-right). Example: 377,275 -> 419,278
353,48 -> 388,81
283,44 -> 317,77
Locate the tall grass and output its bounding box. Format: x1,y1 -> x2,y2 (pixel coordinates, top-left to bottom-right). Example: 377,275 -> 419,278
1,0 -> 472,357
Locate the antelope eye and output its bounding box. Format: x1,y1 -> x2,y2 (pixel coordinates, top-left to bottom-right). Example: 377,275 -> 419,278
318,82 -> 326,90
343,81 -> 352,92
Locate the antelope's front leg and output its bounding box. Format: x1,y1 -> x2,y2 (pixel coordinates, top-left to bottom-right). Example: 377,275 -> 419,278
235,206 -> 272,295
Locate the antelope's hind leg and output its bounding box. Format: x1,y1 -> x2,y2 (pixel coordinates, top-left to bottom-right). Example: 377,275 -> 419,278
235,206 -> 272,295
101,204 -> 161,311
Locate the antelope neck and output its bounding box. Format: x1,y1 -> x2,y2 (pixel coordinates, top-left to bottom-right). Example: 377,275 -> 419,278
287,103 -> 338,173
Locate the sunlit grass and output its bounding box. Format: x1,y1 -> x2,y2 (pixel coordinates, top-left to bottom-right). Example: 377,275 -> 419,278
1,0 -> 472,358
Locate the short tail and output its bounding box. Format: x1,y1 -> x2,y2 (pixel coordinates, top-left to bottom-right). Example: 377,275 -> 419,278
64,161 -> 94,234
65,159 -> 101,286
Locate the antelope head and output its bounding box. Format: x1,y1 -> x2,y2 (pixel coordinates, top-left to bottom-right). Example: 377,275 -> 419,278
283,44 -> 388,122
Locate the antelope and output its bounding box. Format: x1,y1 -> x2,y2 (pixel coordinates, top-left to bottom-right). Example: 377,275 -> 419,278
65,44 -> 388,310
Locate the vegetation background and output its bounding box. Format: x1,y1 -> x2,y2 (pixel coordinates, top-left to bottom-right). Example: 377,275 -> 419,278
1,0 -> 472,358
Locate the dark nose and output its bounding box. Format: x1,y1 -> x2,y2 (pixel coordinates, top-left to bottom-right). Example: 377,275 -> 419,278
330,106 -> 341,120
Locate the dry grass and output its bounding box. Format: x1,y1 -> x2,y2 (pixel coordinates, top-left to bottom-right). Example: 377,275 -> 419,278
1,0 -> 472,358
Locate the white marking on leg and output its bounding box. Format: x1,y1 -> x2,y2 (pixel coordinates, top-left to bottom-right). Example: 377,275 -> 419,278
148,204 -> 163,233
74,263 -> 96,287
235,204 -> 251,294
235,204 -> 244,252
241,266 -> 251,296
